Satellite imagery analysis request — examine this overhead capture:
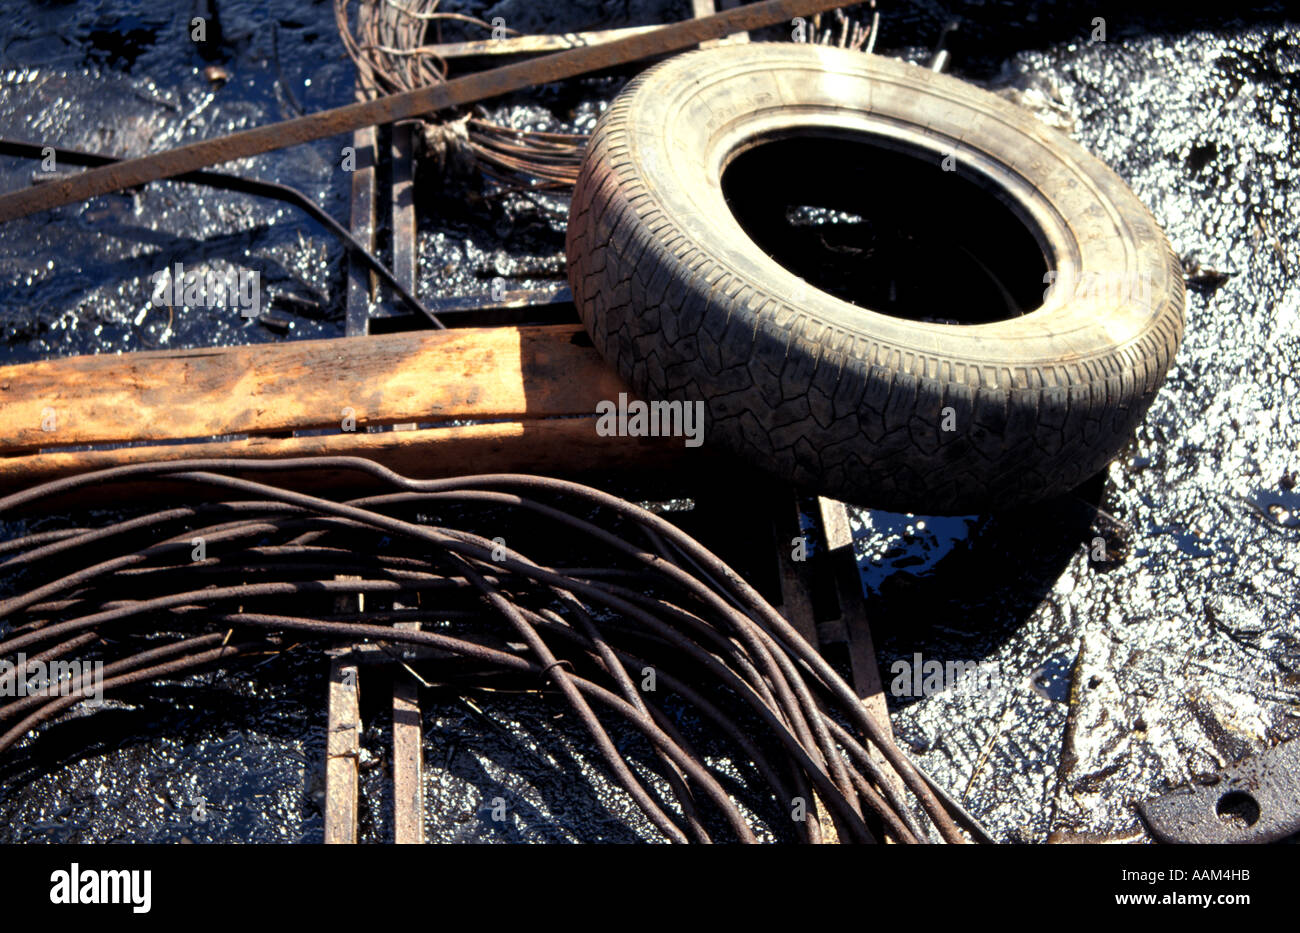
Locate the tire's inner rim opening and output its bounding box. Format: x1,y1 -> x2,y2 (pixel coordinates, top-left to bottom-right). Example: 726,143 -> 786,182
722,133 -> 1051,324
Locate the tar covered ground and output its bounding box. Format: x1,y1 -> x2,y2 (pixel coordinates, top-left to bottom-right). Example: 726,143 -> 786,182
0,1 -> 1296,842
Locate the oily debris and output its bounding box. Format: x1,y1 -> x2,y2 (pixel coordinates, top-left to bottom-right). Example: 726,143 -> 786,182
1,1 -> 1296,842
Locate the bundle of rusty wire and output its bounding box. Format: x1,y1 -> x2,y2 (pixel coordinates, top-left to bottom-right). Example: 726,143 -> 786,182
334,0 -> 586,191
0,457 -> 978,843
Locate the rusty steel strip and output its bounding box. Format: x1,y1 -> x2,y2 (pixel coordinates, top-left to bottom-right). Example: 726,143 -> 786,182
0,0 -> 842,223
390,126 -> 418,305
344,125 -> 378,336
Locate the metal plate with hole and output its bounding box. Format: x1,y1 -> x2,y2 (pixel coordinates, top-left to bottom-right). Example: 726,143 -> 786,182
1137,738 -> 1300,843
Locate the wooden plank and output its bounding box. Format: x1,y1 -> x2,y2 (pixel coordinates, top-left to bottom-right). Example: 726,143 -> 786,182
391,620 -> 424,845
817,498 -> 891,733
0,325 -> 627,454
817,496 -> 908,829
391,675 -> 423,843
764,489 -> 838,844
0,416 -> 694,499
835,557 -> 892,738
325,642 -> 361,844
817,496 -> 854,551
773,492 -> 819,647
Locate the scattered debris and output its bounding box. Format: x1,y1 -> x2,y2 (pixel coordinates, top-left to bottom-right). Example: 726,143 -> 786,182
992,72 -> 1078,133
1182,254 -> 1234,289
203,65 -> 230,87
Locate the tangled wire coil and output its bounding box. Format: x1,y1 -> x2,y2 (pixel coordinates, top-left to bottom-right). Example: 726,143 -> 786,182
0,457 -> 981,843
332,1 -> 881,193
334,0 -> 586,191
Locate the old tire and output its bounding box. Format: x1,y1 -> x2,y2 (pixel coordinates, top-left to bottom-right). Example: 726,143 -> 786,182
565,43 -> 1184,513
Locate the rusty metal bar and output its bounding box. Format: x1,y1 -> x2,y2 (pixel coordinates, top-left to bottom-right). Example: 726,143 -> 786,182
345,126 -> 378,337
391,125 -> 418,299
0,0 -> 843,223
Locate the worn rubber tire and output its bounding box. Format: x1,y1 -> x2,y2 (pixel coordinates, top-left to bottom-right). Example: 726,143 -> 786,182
566,43 -> 1184,513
